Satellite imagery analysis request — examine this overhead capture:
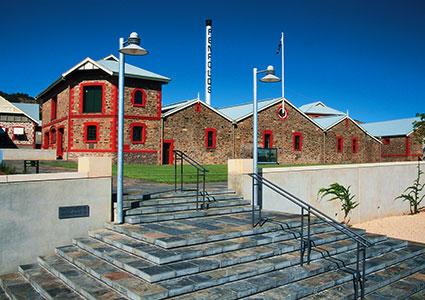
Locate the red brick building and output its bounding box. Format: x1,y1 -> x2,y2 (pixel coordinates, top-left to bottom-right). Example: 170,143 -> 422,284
0,96 -> 39,149
37,55 -> 169,162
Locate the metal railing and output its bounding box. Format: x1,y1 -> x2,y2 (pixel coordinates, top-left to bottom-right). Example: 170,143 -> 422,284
249,173 -> 373,299
173,150 -> 209,210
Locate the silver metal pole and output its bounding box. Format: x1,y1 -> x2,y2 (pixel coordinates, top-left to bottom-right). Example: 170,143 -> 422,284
205,20 -> 212,105
253,68 -> 258,206
281,32 -> 285,99
117,37 -> 125,224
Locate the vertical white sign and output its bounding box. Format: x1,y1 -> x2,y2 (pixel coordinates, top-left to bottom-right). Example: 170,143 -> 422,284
205,19 -> 212,105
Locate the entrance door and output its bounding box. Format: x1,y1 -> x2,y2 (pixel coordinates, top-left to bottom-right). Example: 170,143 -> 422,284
57,128 -> 64,159
162,140 -> 174,165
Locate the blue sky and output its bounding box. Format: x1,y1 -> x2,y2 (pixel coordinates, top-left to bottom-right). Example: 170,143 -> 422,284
0,0 -> 424,122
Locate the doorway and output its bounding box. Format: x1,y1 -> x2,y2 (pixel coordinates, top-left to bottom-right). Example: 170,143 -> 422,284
162,140 -> 174,165
57,127 -> 65,159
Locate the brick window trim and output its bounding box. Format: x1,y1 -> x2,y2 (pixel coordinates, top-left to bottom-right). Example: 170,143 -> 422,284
79,82 -> 106,114
383,138 -> 391,145
83,122 -> 100,143
351,137 -> 359,154
336,136 -> 344,153
277,105 -> 289,120
51,96 -> 57,120
130,122 -> 147,144
12,126 -> 25,141
131,88 -> 147,107
292,132 -> 303,152
263,130 -> 273,148
205,128 -> 217,149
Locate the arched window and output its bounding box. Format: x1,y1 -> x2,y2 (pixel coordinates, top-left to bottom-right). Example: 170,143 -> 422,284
132,89 -> 146,107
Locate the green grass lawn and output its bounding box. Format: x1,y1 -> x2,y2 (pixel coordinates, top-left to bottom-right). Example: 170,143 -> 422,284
41,161 -> 227,183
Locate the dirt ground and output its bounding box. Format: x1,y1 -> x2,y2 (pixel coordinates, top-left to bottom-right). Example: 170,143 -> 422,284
354,211 -> 425,244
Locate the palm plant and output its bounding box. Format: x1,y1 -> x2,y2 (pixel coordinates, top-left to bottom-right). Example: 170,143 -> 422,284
318,183 -> 358,224
395,161 -> 424,214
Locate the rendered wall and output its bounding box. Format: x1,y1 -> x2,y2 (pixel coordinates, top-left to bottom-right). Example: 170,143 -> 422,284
228,159 -> 425,224
0,157 -> 112,275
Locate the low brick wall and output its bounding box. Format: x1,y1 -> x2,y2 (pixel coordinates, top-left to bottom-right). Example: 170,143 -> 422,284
0,157 -> 112,275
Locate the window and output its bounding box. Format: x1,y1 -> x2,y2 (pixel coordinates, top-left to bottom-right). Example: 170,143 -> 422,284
83,85 -> 103,113
131,89 -> 146,107
292,132 -> 303,151
50,128 -> 56,145
205,128 -> 217,149
130,123 -> 146,144
84,123 -> 99,143
383,138 -> 391,145
51,96 -> 57,120
263,130 -> 273,148
351,137 -> 359,154
277,105 -> 288,120
43,132 -> 49,149
195,102 -> 202,112
337,136 -> 343,153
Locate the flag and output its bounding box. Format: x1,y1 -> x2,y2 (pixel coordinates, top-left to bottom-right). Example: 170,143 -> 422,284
276,39 -> 282,54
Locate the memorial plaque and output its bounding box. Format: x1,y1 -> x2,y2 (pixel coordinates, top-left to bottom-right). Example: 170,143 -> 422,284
59,205 -> 90,219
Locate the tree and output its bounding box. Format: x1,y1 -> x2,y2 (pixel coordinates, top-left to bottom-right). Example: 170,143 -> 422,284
318,183 -> 358,224
395,160 -> 424,214
413,113 -> 425,146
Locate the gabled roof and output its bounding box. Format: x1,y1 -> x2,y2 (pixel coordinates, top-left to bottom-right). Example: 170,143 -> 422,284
361,117 -> 420,137
0,96 -> 39,124
162,99 -> 234,122
218,98 -> 278,121
37,55 -> 170,99
299,101 -> 345,116
13,103 -> 40,125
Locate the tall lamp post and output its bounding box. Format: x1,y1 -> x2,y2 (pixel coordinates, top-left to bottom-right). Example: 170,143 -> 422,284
117,32 -> 148,224
252,66 -> 280,215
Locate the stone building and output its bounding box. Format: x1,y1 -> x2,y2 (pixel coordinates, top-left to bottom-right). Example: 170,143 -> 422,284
0,96 -> 39,149
362,117 -> 424,161
37,55 -> 169,162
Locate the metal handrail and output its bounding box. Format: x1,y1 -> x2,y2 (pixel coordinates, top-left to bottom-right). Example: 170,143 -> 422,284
173,150 -> 209,210
249,172 -> 371,299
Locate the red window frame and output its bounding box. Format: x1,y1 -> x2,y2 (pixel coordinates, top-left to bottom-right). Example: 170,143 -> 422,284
49,127 -> 56,145
276,104 -> 289,120
292,132 -> 303,151
262,130 -> 273,148
131,88 -> 147,107
130,122 -> 147,144
51,96 -> 57,120
205,128 -> 217,149
43,131 -> 49,149
336,136 -> 344,153
83,122 -> 99,143
195,102 -> 202,112
383,138 -> 390,145
79,82 -> 106,114
351,137 -> 359,154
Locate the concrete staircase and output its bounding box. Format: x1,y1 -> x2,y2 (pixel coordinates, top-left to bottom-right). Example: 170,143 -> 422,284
2,189 -> 425,299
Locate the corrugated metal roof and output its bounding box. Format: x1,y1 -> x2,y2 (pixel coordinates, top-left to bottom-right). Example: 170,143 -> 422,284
0,96 -> 39,124
162,99 -> 196,112
361,117 -> 420,137
312,115 -> 346,130
218,98 -> 279,121
14,103 -> 40,124
299,101 -> 344,116
96,59 -> 170,83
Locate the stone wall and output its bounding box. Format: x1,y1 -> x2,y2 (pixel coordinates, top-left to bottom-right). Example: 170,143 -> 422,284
381,133 -> 423,162
163,102 -> 234,164
0,120 -> 36,148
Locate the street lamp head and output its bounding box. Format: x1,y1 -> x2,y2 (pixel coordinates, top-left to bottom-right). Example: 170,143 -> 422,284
120,32 -> 148,56
266,65 -> 275,74
260,73 -> 281,83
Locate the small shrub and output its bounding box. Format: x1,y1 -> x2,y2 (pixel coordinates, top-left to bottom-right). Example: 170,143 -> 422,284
396,160 -> 424,214
318,183 -> 358,224
0,162 -> 16,175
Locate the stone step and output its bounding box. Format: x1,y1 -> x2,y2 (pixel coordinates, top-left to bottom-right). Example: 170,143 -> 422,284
92,222 -> 335,265
164,236 -> 405,299
18,263 -> 83,299
408,288 -> 425,299
55,234 -> 388,300
365,268 -> 425,299
37,255 -> 126,300
125,199 -> 250,216
76,228 -> 356,282
107,212 -> 318,248
125,189 -> 236,201
181,238 -> 416,300
238,240 -> 425,300
125,205 -> 255,224
124,195 -> 244,210
0,272 -> 44,300
0,286 -> 7,300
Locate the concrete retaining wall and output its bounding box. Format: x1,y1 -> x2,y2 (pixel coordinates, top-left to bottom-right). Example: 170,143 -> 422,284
228,160 -> 425,224
0,148 -> 56,161
0,157 -> 112,275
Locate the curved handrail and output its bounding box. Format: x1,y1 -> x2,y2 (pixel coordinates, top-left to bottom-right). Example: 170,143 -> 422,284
173,150 -> 209,173
249,173 -> 373,247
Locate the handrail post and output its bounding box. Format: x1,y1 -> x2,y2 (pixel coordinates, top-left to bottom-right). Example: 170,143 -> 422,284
174,151 -> 177,192
307,208 -> 311,264
196,169 -> 199,210
180,155 -> 183,191
300,207 -> 304,266
252,175 -> 255,227
202,171 -> 206,208
361,246 -> 366,299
